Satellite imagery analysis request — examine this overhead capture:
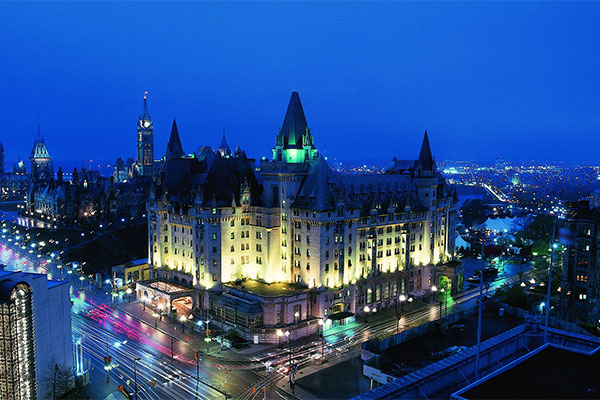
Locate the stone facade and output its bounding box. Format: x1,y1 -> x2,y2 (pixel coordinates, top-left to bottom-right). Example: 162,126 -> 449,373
146,92 -> 459,339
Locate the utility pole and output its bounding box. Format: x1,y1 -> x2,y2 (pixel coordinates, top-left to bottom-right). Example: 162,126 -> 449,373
194,352 -> 199,399
133,357 -> 141,400
544,224 -> 556,344
475,238 -> 485,380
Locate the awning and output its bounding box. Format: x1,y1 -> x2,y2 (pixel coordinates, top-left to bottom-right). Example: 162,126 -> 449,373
328,311 -> 354,321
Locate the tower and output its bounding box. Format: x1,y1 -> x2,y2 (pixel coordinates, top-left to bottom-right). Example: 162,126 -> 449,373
272,91 -> 319,163
136,91 -> 154,177
30,122 -> 53,186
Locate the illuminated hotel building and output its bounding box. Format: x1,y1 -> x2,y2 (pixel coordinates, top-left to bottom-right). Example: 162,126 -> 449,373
146,92 -> 459,341
0,269 -> 72,400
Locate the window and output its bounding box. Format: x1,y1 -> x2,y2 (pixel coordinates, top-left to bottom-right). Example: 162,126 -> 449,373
256,244 -> 262,252
212,233 -> 217,240
325,264 -> 329,272
230,220 -> 235,227
230,245 -> 235,252
230,232 -> 234,239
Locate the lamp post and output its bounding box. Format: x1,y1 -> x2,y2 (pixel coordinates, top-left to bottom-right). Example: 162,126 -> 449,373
125,287 -> 132,302
440,288 -> 446,318
79,275 -> 85,289
431,285 -> 440,319
276,329 -> 283,348
204,320 -> 211,353
364,305 -> 371,323
133,357 -> 141,400
152,312 -> 159,328
318,319 -> 325,364
179,315 -> 187,332
396,294 -> 406,334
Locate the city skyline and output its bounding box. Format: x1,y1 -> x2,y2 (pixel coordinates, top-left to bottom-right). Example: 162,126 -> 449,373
2,2 -> 600,163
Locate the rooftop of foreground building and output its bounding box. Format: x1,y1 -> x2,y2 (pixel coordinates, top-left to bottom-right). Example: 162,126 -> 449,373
226,279 -> 310,297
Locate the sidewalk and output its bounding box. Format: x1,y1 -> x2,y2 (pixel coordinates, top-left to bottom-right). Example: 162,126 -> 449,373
65,364 -> 126,400
115,300 -> 280,362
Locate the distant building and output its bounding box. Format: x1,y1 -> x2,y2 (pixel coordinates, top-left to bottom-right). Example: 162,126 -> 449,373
113,157 -> 136,183
136,92 -> 154,177
30,123 -> 53,187
24,135 -> 150,226
0,268 -> 73,400
560,200 -> 600,325
145,92 -> 459,342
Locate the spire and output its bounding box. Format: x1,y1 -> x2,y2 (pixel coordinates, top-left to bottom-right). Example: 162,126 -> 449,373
218,130 -> 231,157
165,119 -> 185,160
417,130 -> 434,170
141,91 -> 151,120
278,91 -> 309,149
35,118 -> 43,143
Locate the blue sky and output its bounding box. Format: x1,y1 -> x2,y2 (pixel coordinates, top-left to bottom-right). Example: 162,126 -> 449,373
1,2 -> 599,164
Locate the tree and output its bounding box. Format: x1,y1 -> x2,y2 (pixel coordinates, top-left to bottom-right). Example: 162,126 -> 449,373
44,358 -> 73,399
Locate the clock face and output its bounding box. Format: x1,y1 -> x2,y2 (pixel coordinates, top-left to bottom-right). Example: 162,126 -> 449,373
144,121 -> 151,128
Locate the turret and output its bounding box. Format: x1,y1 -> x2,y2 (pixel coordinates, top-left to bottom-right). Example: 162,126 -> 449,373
272,92 -> 318,163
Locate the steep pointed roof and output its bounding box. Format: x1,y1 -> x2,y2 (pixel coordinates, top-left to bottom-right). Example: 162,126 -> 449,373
165,119 -> 185,160
31,123 -> 50,160
140,92 -> 151,120
279,91 -> 309,149
218,132 -> 231,157
294,155 -> 335,210
416,130 -> 435,170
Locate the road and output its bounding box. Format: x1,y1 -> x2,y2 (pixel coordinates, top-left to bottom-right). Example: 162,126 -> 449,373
0,222 -> 254,400
240,257 -> 532,400
0,217 -> 531,400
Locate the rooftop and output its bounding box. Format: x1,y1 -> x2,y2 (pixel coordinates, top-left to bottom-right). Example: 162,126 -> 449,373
454,344 -> 600,399
226,279 -> 310,297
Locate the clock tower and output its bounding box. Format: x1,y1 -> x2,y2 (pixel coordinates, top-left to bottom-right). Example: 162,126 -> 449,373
136,91 -> 154,177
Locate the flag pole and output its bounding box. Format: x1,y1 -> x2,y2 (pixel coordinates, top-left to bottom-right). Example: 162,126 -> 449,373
544,224 -> 556,344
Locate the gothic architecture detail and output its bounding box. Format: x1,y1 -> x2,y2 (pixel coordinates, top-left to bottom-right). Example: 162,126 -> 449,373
136,91 -> 154,177
30,123 -> 53,187
146,92 -> 459,342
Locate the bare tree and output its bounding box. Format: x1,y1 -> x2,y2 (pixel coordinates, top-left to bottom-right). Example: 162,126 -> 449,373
44,358 -> 73,399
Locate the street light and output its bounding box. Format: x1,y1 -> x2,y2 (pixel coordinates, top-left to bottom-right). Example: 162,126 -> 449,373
364,305 -> 371,323
318,319 -> 325,364
79,275 -> 85,289
152,312 -> 159,328
276,329 -> 284,348
440,288 -> 446,318
125,287 -> 132,302
396,294 -> 407,334
133,357 -> 141,400
179,315 -> 187,332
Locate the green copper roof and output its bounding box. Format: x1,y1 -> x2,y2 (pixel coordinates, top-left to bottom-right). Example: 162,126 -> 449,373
279,91 -> 309,150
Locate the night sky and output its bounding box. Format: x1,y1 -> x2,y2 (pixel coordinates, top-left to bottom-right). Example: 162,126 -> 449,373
1,2 -> 599,165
